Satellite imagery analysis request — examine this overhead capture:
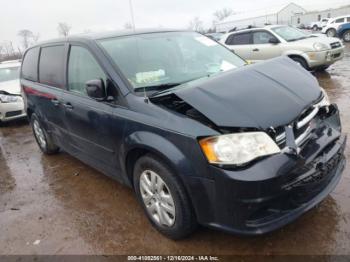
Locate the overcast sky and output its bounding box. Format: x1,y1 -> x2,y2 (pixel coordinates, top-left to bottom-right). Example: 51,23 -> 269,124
1,0 -> 349,48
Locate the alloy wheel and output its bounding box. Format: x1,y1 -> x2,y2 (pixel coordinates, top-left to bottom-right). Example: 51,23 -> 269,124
33,120 -> 47,149
139,170 -> 176,227
344,32 -> 350,42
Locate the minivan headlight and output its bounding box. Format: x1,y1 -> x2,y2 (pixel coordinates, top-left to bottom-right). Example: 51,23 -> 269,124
318,88 -> 330,107
313,42 -> 329,51
199,132 -> 280,165
0,94 -> 19,103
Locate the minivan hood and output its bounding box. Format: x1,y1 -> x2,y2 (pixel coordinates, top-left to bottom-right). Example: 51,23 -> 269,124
155,57 -> 321,129
0,80 -> 21,95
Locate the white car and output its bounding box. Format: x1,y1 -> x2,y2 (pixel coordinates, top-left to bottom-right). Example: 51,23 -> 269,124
310,18 -> 329,31
0,60 -> 26,122
220,25 -> 344,71
322,15 -> 350,37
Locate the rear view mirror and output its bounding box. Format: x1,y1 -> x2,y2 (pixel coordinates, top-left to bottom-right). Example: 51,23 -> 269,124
269,38 -> 279,44
85,79 -> 106,101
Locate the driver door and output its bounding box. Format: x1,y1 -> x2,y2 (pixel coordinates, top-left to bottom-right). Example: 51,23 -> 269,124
249,30 -> 282,62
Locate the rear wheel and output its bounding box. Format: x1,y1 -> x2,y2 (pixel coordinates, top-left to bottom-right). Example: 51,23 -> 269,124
312,25 -> 318,31
343,30 -> 350,42
326,28 -> 336,37
30,114 -> 59,154
315,65 -> 330,72
133,154 -> 197,239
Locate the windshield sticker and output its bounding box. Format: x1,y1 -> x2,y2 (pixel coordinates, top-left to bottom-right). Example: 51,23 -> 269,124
136,69 -> 166,84
195,36 -> 218,47
220,60 -> 236,71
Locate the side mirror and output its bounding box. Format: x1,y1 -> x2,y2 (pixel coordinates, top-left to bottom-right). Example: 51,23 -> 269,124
269,38 -> 279,44
85,79 -> 106,101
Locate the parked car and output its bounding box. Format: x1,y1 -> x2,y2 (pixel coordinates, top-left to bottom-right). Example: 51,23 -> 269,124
337,22 -> 350,42
322,15 -> 350,37
0,60 -> 26,123
220,25 -> 344,71
310,18 -> 329,31
21,29 -> 346,239
205,32 -> 224,41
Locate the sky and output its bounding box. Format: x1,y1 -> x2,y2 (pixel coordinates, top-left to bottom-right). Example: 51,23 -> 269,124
0,0 -> 349,49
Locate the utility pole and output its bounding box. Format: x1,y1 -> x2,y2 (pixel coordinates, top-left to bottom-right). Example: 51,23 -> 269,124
129,0 -> 136,30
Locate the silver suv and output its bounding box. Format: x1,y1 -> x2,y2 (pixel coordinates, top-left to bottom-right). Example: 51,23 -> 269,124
220,25 -> 344,71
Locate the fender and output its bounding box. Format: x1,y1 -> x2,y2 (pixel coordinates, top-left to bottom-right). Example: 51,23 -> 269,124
282,50 -> 310,64
119,130 -> 197,186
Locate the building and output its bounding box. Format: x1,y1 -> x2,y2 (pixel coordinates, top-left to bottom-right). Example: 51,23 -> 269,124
291,5 -> 350,26
215,3 -> 306,32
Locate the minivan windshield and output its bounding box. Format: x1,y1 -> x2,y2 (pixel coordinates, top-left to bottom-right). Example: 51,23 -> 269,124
98,32 -> 246,92
271,26 -> 309,42
0,66 -> 20,83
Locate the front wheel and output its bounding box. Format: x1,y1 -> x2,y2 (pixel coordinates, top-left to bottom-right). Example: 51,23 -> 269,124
326,28 -> 336,37
133,154 -> 197,239
312,25 -> 318,31
30,114 -> 59,154
343,30 -> 350,42
290,56 -> 309,70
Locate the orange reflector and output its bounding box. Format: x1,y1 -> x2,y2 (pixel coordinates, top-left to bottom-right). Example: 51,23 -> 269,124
199,138 -> 218,162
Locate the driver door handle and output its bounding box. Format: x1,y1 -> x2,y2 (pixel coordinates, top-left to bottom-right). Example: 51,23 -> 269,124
253,48 -> 259,52
63,102 -> 74,110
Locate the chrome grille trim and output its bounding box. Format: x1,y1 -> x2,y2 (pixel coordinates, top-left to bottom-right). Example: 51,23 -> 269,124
297,106 -> 318,129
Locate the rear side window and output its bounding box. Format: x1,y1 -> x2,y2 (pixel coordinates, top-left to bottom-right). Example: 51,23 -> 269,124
39,45 -> 65,88
225,33 -> 251,45
22,47 -> 39,81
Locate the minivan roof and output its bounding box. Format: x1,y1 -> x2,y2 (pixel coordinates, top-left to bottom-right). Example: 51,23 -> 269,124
31,28 -> 188,47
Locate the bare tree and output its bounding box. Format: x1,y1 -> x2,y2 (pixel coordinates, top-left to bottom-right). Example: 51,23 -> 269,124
124,22 -> 133,30
18,29 -> 34,49
57,22 -> 72,37
213,8 -> 234,22
33,33 -> 40,43
188,17 -> 204,32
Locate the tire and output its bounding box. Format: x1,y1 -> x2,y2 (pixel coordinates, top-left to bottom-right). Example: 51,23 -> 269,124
315,65 -> 330,72
133,154 -> 197,239
30,113 -> 59,154
343,30 -> 350,42
326,28 -> 336,37
312,25 -> 318,31
290,56 -> 309,70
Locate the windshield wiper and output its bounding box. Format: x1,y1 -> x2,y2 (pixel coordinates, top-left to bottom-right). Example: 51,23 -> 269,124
134,83 -> 182,93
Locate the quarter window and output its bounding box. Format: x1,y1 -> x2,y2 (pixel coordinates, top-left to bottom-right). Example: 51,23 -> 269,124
68,46 -> 106,96
39,45 -> 65,88
22,47 -> 40,82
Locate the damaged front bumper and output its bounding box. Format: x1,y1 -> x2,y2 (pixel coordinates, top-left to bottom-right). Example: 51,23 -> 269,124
186,104 -> 347,235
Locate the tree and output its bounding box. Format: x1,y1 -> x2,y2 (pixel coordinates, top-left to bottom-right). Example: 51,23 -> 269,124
18,29 -> 34,49
188,17 -> 204,32
57,22 -> 71,37
213,8 -> 234,22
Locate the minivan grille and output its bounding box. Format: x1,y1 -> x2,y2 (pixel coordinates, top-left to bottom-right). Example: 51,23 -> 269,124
275,104 -> 319,148
330,42 -> 341,49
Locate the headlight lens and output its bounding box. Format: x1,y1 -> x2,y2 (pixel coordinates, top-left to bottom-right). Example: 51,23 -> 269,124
0,94 -> 19,103
313,42 -> 329,51
199,132 -> 280,165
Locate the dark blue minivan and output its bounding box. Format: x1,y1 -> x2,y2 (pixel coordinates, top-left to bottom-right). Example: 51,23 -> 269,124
21,29 -> 346,239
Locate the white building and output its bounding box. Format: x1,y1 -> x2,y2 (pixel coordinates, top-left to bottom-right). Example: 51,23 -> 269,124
216,3 -> 306,32
291,5 -> 350,26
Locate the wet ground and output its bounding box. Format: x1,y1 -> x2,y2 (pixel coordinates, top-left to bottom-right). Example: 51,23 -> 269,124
1,45 -> 350,256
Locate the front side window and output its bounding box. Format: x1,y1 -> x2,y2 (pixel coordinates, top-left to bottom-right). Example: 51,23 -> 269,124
0,66 -> 20,83
39,45 -> 65,88
347,17 -> 350,22
68,46 -> 106,95
253,31 -> 276,44
22,47 -> 40,81
335,18 -> 345,23
99,32 -> 246,92
271,26 -> 308,42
